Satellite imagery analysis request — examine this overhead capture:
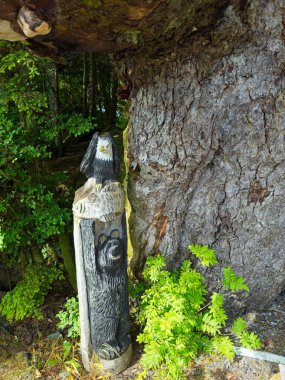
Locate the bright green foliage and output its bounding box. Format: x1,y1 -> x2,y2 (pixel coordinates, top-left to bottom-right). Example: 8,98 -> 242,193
142,254 -> 167,283
137,245 -> 261,379
238,331 -> 262,349
222,267 -> 250,292
56,297 -> 80,338
201,293 -> 227,336
0,43 -> 94,270
212,336 -> 236,360
232,317 -> 247,336
0,264 -> 63,321
232,317 -> 261,349
189,244 -> 218,266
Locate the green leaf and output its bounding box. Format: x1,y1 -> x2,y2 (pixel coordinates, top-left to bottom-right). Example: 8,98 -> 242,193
232,317 -> 247,337
208,293 -> 227,325
201,313 -> 222,335
239,331 -> 262,350
62,340 -> 72,361
143,254 -> 166,283
212,336 -> 236,360
188,244 -> 218,266
222,267 -> 249,292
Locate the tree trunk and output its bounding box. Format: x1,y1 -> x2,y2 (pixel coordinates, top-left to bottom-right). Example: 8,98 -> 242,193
58,233 -> 77,291
127,0 -> 285,310
109,74 -> 118,129
82,53 -> 89,116
89,52 -> 97,119
48,63 -> 62,156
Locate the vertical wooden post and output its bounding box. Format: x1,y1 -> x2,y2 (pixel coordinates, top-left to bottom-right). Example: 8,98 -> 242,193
73,133 -> 132,373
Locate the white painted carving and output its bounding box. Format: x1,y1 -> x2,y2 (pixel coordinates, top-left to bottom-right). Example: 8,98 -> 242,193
17,6 -> 51,38
95,135 -> 113,161
73,179 -> 124,222
0,20 -> 26,41
73,221 -> 91,371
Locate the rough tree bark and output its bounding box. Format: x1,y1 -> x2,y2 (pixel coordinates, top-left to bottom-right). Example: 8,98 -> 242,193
0,0 -> 284,310
126,0 -> 285,310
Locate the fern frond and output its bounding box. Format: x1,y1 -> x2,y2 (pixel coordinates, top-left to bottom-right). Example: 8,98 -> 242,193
232,317 -> 247,337
239,331 -> 262,349
143,254 -> 166,283
222,267 -> 249,292
212,336 -> 235,360
208,293 -> 227,325
188,244 -> 218,266
201,313 -> 222,335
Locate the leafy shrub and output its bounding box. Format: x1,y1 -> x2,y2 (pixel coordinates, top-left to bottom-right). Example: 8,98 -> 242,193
0,44 -> 96,264
57,297 -> 80,338
0,264 -> 64,321
137,244 -> 261,379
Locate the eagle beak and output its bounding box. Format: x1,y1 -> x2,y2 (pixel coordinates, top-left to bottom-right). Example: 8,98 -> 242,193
99,146 -> 106,153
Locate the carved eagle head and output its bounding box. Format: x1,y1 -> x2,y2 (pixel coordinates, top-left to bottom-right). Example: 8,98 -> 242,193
80,132 -> 120,179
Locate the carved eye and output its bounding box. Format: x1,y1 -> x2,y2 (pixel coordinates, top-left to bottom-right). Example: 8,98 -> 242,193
111,229 -> 120,239
99,234 -> 107,245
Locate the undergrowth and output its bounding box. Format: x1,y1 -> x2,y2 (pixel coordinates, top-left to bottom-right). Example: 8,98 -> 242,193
57,297 -> 80,338
134,244 -> 261,379
0,264 -> 64,321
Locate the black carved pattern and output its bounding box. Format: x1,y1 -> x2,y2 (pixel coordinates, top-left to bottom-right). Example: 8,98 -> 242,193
91,158 -> 116,184
80,217 -> 131,360
80,132 -> 120,183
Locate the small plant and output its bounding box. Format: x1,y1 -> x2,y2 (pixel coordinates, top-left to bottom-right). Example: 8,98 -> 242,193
0,264 -> 64,321
44,339 -> 82,377
56,297 -> 80,338
137,244 -> 261,379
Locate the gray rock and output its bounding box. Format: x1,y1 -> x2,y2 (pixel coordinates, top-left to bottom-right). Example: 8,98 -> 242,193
58,370 -> 70,379
47,332 -> 63,340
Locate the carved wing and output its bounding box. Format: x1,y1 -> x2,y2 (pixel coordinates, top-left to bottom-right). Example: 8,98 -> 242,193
80,132 -> 99,178
109,134 -> 121,176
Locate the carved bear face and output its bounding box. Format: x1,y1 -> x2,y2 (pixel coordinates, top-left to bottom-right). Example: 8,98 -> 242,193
97,230 -> 124,275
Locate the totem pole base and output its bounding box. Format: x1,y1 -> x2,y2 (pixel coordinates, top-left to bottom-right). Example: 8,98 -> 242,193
93,344 -> 133,375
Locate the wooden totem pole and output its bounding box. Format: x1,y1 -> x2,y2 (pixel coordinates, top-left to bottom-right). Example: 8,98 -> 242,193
73,132 -> 132,373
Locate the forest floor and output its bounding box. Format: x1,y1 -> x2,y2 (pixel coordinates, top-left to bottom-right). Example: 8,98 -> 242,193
0,287 -> 284,380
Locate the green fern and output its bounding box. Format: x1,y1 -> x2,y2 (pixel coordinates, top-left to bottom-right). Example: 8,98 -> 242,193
136,245 -> 261,379
239,331 -> 262,349
222,267 -> 250,292
143,254 -> 167,283
189,244 -> 218,266
0,264 -> 63,321
208,293 -> 227,325
232,317 -> 247,337
212,336 -> 236,360
202,313 -> 223,335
